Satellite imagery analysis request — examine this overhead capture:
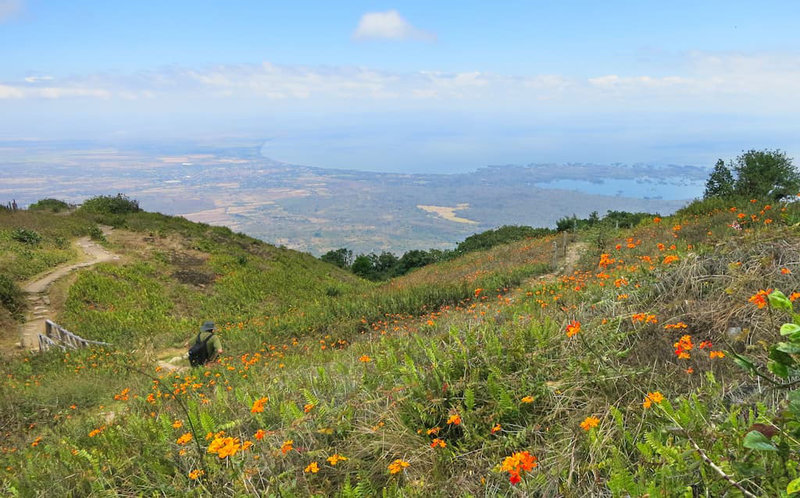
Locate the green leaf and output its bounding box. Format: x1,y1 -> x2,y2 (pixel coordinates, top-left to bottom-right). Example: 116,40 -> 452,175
781,323 -> 800,336
733,354 -> 757,374
768,359 -> 790,379
769,290 -> 793,312
776,342 -> 800,354
787,477 -> 800,494
743,430 -> 778,451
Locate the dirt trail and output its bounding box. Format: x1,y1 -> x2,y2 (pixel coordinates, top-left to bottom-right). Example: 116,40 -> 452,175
18,228 -> 119,351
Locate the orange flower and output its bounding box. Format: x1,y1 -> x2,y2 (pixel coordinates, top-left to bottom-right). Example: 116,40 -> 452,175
304,461 -> 319,473
303,403 -> 315,413
490,423 -> 502,434
172,420 -> 183,429
501,451 -> 538,485
430,438 -> 446,448
254,429 -> 266,440
280,439 -> 293,454
426,426 -> 441,435
580,416 -> 600,431
642,391 -> 664,409
250,396 -> 268,413
521,395 -> 535,404
709,351 -> 725,359
446,414 -> 461,425
388,459 -> 410,474
662,255 -> 679,265
749,289 -> 772,309
790,292 -> 800,302
176,432 -> 193,445
188,469 -> 204,480
782,268 -> 792,275
664,322 -> 688,330
653,217 -> 661,223
359,355 -> 372,363
327,454 -> 348,465
566,320 -> 581,338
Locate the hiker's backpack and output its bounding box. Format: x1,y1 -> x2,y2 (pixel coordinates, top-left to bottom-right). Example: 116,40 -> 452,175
188,332 -> 213,367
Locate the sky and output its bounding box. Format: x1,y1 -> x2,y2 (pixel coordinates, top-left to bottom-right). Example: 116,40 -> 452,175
1,0 -> 799,173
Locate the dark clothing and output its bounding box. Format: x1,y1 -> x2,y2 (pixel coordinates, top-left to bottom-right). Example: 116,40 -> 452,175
197,330 -> 222,361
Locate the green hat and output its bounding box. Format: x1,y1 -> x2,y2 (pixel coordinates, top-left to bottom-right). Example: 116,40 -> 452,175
201,321 -> 215,332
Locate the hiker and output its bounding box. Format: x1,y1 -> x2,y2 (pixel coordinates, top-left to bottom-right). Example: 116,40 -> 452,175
186,320 -> 223,366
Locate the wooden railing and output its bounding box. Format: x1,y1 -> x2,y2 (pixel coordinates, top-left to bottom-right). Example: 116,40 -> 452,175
38,320 -> 111,353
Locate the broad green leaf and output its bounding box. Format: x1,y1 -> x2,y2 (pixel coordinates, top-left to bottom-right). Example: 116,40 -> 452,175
787,476 -> 800,494
769,290 -> 793,312
776,342 -> 800,354
743,430 -> 778,451
781,323 -> 800,336
768,359 -> 789,379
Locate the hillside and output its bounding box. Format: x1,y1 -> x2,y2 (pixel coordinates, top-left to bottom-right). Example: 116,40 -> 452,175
2,196 -> 800,496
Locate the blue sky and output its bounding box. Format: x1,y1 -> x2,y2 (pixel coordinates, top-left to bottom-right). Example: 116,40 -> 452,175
1,0 -> 799,172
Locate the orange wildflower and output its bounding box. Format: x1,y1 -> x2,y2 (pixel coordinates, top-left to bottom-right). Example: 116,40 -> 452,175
250,396 -> 269,413
566,320 -> 581,338
304,461 -> 319,473
782,268 -> 792,275
254,429 -> 266,440
749,289 -> 772,309
388,459 -> 410,474
662,255 -> 679,265
280,439 -> 293,454
176,432 -> 193,445
447,414 -> 461,425
188,469 -> 204,480
521,395 -> 535,403
790,292 -> 800,302
359,355 -> 372,363
172,420 -> 183,429
501,451 -> 538,485
709,351 -> 725,359
491,423 -> 502,434
430,438 -> 446,448
642,391 -> 664,409
327,454 -> 348,465
580,416 -> 600,431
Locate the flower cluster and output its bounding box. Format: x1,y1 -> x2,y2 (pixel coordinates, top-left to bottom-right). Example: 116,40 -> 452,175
501,451 -> 538,485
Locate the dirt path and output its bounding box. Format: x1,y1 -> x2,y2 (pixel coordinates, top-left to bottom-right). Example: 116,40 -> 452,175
18,228 -> 119,350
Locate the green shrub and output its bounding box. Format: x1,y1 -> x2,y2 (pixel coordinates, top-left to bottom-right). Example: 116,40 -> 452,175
28,198 -> 72,213
0,274 -> 24,318
11,228 -> 42,245
79,194 -> 141,215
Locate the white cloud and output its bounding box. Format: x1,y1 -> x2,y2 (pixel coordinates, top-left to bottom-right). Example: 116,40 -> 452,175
24,75 -> 54,83
1,52 -> 799,115
0,0 -> 22,22
353,10 -> 435,41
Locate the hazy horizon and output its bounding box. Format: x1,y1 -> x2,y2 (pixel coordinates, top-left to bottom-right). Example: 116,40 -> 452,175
2,1 -> 799,174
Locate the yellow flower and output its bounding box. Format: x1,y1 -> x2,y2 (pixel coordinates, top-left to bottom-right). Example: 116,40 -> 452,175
304,461 -> 319,473
280,439 -> 293,454
446,414 -> 461,425
388,459 -> 410,474
521,396 -> 535,404
580,416 -> 600,431
643,391 -> 665,409
176,432 -> 193,445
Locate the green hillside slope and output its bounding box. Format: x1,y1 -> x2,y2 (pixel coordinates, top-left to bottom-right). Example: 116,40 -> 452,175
2,196 -> 800,496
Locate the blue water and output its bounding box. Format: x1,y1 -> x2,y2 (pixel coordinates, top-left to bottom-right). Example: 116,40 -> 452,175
535,178 -> 703,200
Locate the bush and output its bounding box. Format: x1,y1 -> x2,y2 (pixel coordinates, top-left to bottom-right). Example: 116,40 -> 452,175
79,194 -> 141,215
11,228 -> 42,245
28,198 -> 72,213
0,274 -> 24,318
456,225 -> 554,254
